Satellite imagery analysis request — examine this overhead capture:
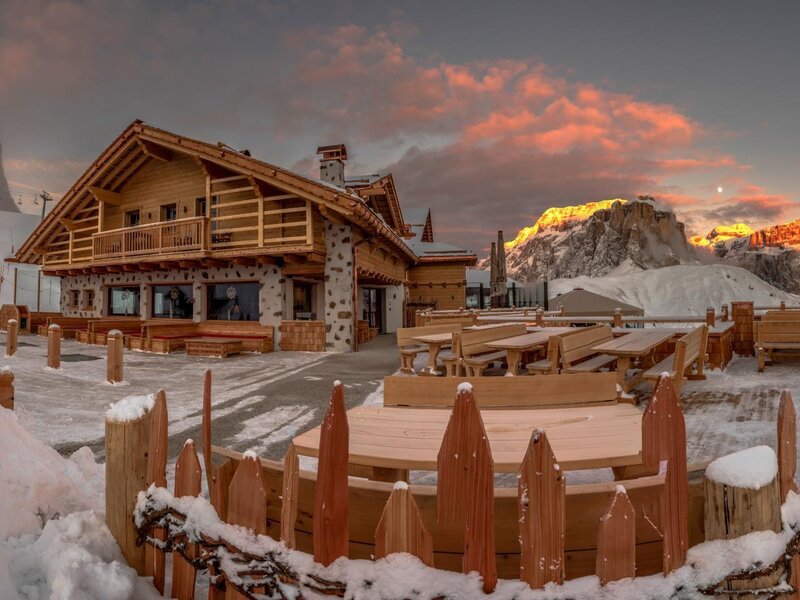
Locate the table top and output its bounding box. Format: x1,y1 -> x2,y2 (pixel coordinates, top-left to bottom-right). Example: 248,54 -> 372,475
412,333 -> 454,345
292,404 -> 643,472
485,327 -> 575,350
592,329 -> 676,356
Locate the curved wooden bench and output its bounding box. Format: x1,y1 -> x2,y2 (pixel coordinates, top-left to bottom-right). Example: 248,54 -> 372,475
211,446 -> 705,581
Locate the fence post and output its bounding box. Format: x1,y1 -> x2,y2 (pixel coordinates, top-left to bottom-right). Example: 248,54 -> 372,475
613,308 -> 622,328
781,300 -> 786,311
47,324 -> 61,369
558,303 -> 565,316
375,481 -> 434,566
535,307 -> 544,327
226,452 -> 268,600
596,486 -> 636,585
145,390 -> 168,593
706,307 -> 715,327
104,394 -> 156,574
107,329 -> 124,383
777,391 -> 798,501
731,301 -> 755,356
313,382 -> 349,566
0,366 -> 13,410
6,319 -> 17,356
281,443 -> 299,549
518,429 -> 565,588
437,383 -> 497,593
171,439 -> 202,600
721,304 -> 729,322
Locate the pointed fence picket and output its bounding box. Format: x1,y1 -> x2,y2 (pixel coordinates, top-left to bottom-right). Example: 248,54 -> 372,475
145,390 -> 168,593
437,384 -> 497,593
596,486 -> 636,585
281,443 -> 299,550
518,429 -> 565,588
312,382 -> 350,566
375,483 -> 434,566
778,391 -> 798,502
171,440 -> 202,600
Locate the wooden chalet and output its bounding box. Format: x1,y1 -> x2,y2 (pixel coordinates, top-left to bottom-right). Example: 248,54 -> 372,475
12,121 -> 476,351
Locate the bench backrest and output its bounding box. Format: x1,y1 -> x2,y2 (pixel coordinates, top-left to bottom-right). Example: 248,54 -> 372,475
383,372 -> 618,408
211,447 -> 701,581
559,324 -> 613,368
757,319 -> 800,345
681,324 -> 708,364
459,323 -> 527,357
762,310 -> 800,322
396,324 -> 461,349
87,318 -> 141,333
196,321 -> 274,337
143,322 -> 200,339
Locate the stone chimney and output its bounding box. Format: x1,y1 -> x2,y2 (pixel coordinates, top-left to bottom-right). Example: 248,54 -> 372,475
316,144 -> 348,187
0,143 -> 19,213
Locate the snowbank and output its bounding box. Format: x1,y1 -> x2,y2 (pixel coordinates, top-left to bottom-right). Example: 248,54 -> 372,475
0,408 -> 159,598
550,264 -> 799,316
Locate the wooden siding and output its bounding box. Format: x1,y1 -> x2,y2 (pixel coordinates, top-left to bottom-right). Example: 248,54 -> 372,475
407,263 -> 467,310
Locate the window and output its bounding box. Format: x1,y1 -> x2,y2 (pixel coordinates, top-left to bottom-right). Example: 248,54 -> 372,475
206,282 -> 259,321
161,203 -> 177,222
125,209 -> 141,227
67,290 -> 80,309
361,287 -> 383,331
81,289 -> 95,311
107,286 -> 140,317
293,282 -> 315,319
152,284 -> 193,319
195,197 -> 207,217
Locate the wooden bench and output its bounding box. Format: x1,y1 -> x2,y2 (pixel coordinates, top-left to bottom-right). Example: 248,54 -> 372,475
644,324 -> 708,392
524,327 -> 602,375
140,321 -> 274,354
443,323 -> 527,376
384,372 -> 618,408
756,314 -> 800,372
186,337 -> 243,358
75,318 -> 142,345
396,324 -> 461,374
36,316 -> 91,339
558,324 -> 617,373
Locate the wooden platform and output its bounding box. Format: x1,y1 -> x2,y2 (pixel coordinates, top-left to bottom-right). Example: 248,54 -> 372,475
185,337 -> 242,357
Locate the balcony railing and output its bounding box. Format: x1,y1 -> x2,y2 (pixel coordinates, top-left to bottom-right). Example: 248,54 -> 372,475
92,217 -> 208,260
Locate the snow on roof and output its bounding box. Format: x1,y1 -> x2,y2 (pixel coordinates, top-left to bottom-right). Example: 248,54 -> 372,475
405,236 -> 473,258
466,268 -> 518,286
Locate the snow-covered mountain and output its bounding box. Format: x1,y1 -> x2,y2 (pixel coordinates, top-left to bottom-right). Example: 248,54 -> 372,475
551,264 -> 799,316
0,211 -> 46,306
485,199 -> 695,282
691,219 -> 800,294
0,143 -> 20,213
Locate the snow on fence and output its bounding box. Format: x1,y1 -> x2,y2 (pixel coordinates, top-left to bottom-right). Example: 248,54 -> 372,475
117,372 -> 800,598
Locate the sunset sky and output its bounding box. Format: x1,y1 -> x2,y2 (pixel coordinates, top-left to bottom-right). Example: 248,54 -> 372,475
1,0 -> 798,252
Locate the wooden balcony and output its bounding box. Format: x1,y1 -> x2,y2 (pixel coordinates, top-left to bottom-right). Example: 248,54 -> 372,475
92,217 -> 208,261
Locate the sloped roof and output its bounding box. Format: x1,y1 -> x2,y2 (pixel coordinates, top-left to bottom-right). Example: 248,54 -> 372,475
16,121 -> 417,264
551,288 -> 643,315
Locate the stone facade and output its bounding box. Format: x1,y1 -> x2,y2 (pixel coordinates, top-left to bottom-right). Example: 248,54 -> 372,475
323,222 -> 354,352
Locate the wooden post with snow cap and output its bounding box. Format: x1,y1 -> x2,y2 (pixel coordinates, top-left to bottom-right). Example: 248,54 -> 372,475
313,381 -> 349,566
721,304 -> 729,322
171,439 -> 203,600
6,319 -> 17,356
558,303 -> 565,316
781,300 -> 787,311
535,307 -> 544,327
106,329 -> 123,383
596,485 -> 636,585
518,429 -> 565,588
613,308 -> 622,328
437,382 -> 497,593
706,307 -> 715,327
104,393 -> 157,574
145,390 -> 168,593
225,451 -> 268,600
47,323 -> 61,369
704,446 -> 782,541
375,481 -> 434,566
0,366 -> 13,410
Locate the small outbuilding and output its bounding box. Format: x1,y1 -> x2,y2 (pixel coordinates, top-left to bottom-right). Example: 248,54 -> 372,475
550,288 -> 643,317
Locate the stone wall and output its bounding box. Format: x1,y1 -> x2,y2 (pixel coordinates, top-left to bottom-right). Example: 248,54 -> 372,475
323,222 -> 354,352
58,263 -> 287,343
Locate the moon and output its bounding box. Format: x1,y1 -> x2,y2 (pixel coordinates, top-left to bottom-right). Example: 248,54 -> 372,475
716,186 -> 724,194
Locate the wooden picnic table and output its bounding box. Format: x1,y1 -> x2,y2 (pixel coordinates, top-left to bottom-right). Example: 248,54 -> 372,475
592,329 -> 675,391
485,327 -> 575,375
292,403 -> 643,479
412,332 -> 454,375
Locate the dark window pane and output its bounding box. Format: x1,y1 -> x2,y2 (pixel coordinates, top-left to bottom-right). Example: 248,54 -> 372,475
108,286 -> 140,316
152,284 -> 193,319
206,282 -> 259,321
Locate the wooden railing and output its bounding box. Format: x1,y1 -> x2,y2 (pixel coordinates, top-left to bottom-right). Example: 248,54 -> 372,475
91,217 -> 208,260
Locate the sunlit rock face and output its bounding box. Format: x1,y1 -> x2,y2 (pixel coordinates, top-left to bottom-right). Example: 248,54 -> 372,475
748,219 -> 800,249
481,199 -> 694,282
689,223 -> 754,249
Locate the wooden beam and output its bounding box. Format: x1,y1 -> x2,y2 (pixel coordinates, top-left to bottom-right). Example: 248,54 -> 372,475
232,257 -> 256,267
137,140 -> 172,163
59,218 -> 77,231
283,254 -> 306,264
319,205 -> 349,226
256,255 -> 280,266
88,186 -> 123,206
204,258 -> 228,268
107,265 -> 124,273
194,157 -> 234,180
159,261 -> 180,270
179,260 -> 200,269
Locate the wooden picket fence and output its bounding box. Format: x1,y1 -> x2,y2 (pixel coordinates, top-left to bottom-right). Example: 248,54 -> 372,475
129,372 -> 800,598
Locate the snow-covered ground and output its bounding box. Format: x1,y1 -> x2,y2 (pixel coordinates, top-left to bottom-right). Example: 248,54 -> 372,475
550,264 -> 799,316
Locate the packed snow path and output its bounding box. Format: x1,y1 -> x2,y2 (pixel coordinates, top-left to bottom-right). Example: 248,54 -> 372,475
1,331 -> 397,462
